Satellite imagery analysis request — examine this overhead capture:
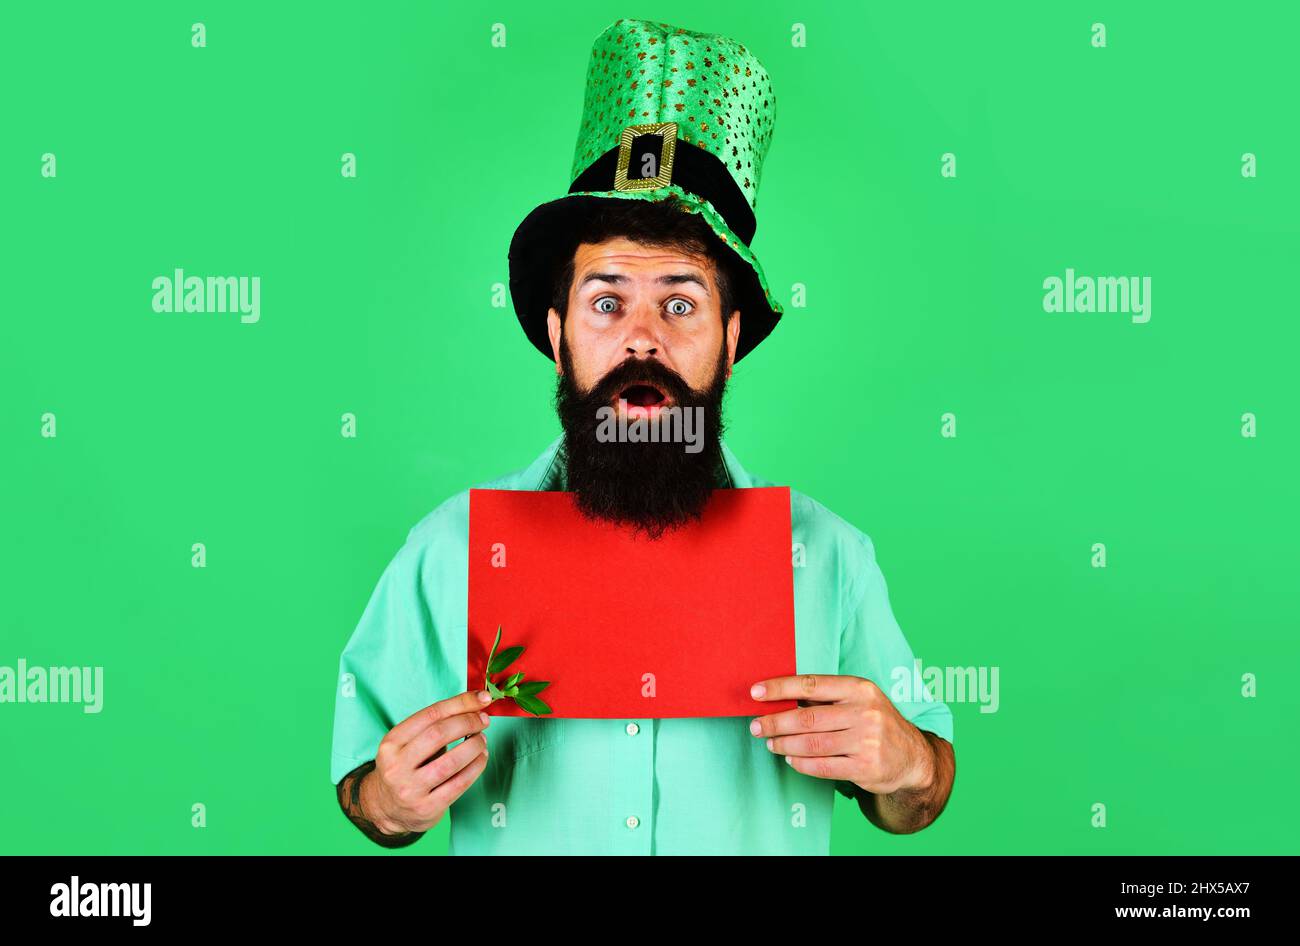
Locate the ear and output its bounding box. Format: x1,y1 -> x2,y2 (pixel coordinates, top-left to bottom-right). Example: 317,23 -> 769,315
723,309 -> 741,379
546,307 -> 563,374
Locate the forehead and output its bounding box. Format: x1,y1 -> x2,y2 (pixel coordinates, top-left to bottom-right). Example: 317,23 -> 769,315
571,237 -> 715,284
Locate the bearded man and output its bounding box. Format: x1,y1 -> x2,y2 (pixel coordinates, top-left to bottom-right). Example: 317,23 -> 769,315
330,17 -> 955,855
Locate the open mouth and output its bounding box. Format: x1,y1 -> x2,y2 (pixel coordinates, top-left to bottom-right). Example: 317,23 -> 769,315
618,383 -> 669,409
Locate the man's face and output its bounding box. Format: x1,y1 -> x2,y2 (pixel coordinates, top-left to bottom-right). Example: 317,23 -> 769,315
546,237 -> 740,409
546,237 -> 743,538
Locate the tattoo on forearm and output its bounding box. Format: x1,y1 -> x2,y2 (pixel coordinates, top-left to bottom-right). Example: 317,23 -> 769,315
337,760 -> 424,849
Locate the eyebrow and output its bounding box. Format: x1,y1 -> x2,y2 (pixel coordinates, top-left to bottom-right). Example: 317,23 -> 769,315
578,272 -> 711,295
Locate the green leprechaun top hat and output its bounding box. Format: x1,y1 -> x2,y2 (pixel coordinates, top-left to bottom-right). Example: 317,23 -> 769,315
508,17 -> 782,362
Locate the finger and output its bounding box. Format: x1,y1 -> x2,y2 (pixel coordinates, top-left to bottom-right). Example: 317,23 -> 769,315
416,731 -> 488,791
428,745 -> 490,811
749,703 -> 855,739
401,710 -> 490,766
767,728 -> 859,758
751,674 -> 866,705
389,689 -> 494,747
423,733 -> 489,798
783,753 -> 859,782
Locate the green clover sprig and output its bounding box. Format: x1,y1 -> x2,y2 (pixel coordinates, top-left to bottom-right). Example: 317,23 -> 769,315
484,624 -> 553,716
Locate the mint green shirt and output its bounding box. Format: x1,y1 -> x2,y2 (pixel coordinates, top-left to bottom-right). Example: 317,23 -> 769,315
330,437 -> 953,854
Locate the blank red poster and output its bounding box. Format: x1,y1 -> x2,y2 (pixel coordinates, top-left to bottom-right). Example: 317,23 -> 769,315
467,487 -> 798,719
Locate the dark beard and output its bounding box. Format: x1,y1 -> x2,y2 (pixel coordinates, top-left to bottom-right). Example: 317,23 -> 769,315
555,337 -> 729,540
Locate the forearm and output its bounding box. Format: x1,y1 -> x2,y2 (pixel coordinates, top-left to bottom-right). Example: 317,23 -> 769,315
849,729 -> 955,834
336,760 -> 424,849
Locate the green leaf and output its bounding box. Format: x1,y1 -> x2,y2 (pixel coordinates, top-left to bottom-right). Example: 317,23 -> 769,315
489,646 -> 525,675
482,629 -> 551,712
484,625 -> 503,685
514,693 -> 553,716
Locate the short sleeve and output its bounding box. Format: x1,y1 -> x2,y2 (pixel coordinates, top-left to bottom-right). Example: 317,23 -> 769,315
329,536 -> 459,784
838,536 -> 954,746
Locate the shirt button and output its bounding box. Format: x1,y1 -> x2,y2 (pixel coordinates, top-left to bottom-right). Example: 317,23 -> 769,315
625,722 -> 640,736
626,815 -> 640,830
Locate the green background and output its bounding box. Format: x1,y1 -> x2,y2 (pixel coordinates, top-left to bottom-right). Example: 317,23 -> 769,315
2,1 -> 1296,855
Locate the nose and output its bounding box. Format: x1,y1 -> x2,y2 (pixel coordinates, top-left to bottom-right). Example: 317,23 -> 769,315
622,297 -> 662,358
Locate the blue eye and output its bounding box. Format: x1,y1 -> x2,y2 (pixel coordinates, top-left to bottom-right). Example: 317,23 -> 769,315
666,298 -> 693,316
594,296 -> 618,314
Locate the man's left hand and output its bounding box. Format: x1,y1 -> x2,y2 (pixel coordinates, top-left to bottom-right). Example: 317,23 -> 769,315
749,673 -> 935,795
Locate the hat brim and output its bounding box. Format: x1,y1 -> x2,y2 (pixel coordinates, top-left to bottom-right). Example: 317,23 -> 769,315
508,185 -> 782,363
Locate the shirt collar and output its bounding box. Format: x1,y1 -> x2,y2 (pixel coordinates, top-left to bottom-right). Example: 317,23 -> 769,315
527,435 -> 751,491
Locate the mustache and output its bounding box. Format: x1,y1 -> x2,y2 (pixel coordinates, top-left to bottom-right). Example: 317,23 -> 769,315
578,356 -> 706,407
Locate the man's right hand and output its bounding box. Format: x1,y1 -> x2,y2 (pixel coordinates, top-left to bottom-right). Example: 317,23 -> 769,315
351,689 -> 495,839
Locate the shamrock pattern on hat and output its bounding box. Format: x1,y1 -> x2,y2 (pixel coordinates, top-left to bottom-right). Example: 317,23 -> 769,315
570,18 -> 777,211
